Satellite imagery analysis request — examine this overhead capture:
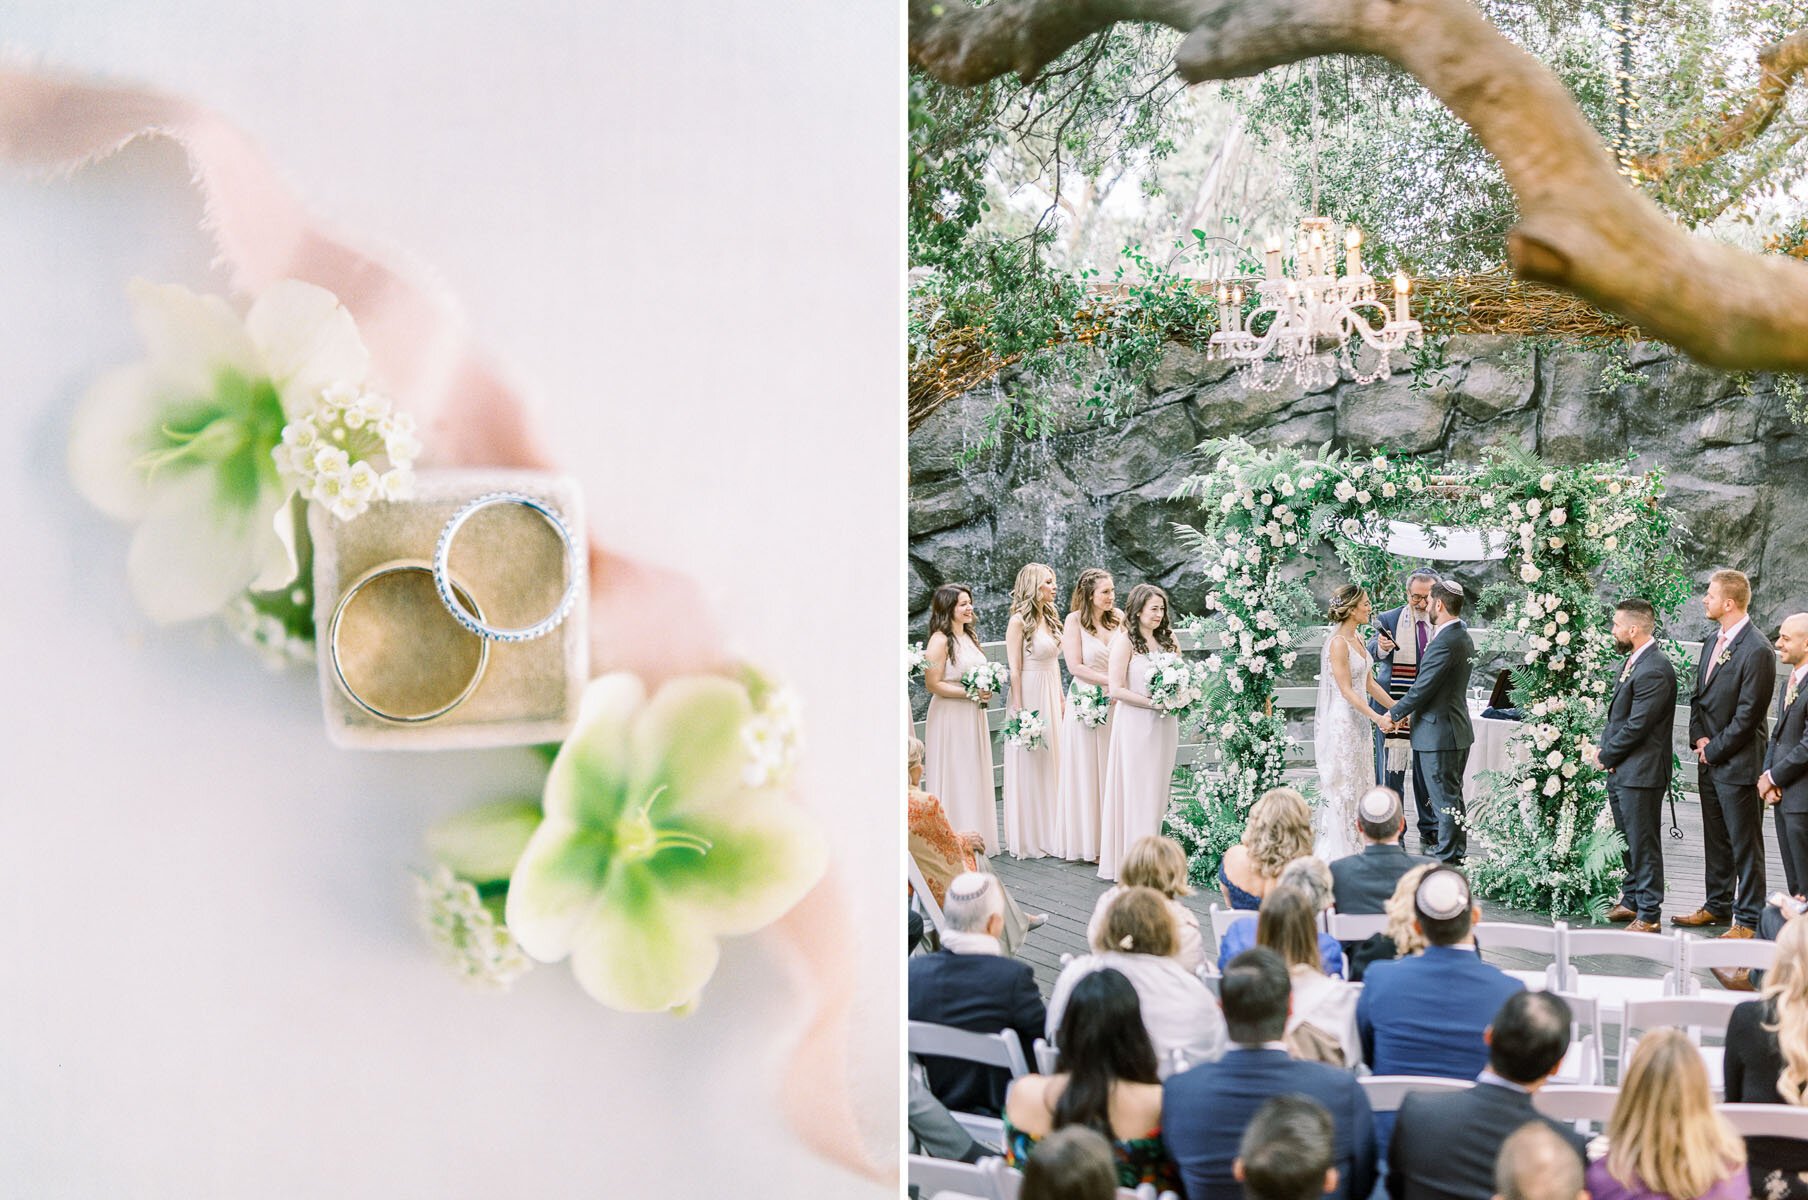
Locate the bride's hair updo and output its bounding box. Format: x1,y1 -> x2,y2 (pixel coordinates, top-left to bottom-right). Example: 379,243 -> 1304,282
1327,584 -> 1367,624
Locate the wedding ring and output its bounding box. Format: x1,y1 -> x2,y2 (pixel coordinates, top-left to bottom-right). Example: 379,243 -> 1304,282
330,560 -> 490,723
431,491 -> 582,643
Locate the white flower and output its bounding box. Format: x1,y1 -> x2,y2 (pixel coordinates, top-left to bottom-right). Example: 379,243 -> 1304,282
1546,750 -> 1563,768
1519,522 -> 1534,537
1334,480 -> 1357,503
1530,701 -> 1548,717
1548,537 -> 1565,550
1481,494 -> 1495,509
1550,508 -> 1568,527
1585,522 -> 1601,537
1544,622 -> 1557,637
1609,481 -> 1623,495
1526,498 -> 1542,517
1543,775 -> 1562,797
1374,455 -> 1390,470
1340,518 -> 1361,538
1527,600 -> 1544,619
1557,630 -> 1572,646
1520,563 -> 1543,583
1555,611 -> 1570,625
1284,531 -> 1298,545
1507,501 -> 1522,520
1540,473 -> 1556,491
1220,493 -> 1237,514
344,460 -> 380,500
1261,492 -> 1273,506
1382,482 -> 1397,498
68,279 -> 373,622
1561,763 -> 1578,779
1604,535 -> 1618,551
1356,490 -> 1372,504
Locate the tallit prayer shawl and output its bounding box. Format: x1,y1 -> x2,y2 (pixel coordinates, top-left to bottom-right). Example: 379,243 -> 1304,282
1383,608 -> 1430,771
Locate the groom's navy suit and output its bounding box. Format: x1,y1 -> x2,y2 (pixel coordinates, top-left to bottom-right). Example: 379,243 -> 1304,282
1598,642 -> 1677,923
1690,619 -> 1775,928
1387,620 -> 1475,864
1369,604 -> 1436,849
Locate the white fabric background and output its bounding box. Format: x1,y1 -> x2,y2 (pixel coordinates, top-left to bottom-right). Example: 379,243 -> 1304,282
0,4 -> 900,1196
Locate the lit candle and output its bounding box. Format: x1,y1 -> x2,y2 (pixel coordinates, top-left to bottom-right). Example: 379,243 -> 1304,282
1345,227 -> 1362,280
1310,229 -> 1325,279
1217,285 -> 1232,333
1394,272 -> 1411,324
1264,235 -> 1282,280
1231,285 -> 1243,332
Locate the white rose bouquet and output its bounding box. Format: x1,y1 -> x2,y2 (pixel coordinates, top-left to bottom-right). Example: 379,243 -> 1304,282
907,641 -> 928,679
1001,708 -> 1049,751
961,660 -> 1009,703
1069,681 -> 1111,728
1146,653 -> 1204,715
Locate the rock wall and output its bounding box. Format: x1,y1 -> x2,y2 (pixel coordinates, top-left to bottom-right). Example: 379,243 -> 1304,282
909,336 -> 1807,637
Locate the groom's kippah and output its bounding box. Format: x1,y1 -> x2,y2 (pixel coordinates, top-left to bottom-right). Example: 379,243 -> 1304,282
1416,868 -> 1471,921
1444,580 -> 1465,595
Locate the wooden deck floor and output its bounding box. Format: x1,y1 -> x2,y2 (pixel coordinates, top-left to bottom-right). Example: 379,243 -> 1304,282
987,793 -> 1788,1001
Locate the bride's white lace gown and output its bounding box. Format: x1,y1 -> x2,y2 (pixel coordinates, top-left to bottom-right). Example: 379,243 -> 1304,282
1313,634 -> 1379,861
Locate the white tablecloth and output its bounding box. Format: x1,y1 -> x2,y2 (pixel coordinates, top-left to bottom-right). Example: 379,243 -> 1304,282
1401,705 -> 1523,828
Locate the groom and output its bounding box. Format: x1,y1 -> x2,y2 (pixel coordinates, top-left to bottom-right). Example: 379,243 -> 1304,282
1381,579 -> 1475,865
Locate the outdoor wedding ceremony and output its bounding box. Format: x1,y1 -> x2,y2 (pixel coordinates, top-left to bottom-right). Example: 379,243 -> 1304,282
907,0 -> 1808,1197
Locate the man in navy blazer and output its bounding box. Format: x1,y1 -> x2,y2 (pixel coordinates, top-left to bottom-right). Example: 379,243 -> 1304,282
1358,868 -> 1522,1082
1675,568 -> 1776,934
1383,580 -> 1477,865
1164,948 -> 1376,1200
907,872 -> 1046,1116
1595,599 -> 1678,932
1762,614 -> 1808,897
1387,990 -> 1587,1200
1330,786 -> 1434,915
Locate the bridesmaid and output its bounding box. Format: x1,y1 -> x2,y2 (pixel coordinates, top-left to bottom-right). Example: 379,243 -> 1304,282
1098,584 -> 1182,882
1004,563 -> 1065,859
923,583 -> 1000,855
1055,568 -> 1121,862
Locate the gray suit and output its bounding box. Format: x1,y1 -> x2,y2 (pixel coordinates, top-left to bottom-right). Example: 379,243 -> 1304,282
1764,669 -> 1808,894
1369,604 -> 1437,848
1387,621 -> 1475,863
1599,643 -> 1677,922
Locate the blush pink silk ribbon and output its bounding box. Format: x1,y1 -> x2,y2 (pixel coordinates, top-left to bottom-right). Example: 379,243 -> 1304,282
0,63 -> 885,1183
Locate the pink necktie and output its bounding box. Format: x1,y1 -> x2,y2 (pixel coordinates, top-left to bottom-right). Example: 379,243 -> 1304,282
1705,632 -> 1730,681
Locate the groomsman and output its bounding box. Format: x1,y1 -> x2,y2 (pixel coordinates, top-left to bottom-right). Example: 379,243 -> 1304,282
1760,613 -> 1808,896
1674,569 -> 1776,937
1369,568 -> 1442,848
1382,579 -> 1475,865
1596,599 -> 1676,932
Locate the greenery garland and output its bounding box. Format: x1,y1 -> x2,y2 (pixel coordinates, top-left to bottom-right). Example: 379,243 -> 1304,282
1161,438 -> 1688,918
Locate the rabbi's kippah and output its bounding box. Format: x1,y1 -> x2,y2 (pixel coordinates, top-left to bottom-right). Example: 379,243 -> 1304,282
1416,868 -> 1471,921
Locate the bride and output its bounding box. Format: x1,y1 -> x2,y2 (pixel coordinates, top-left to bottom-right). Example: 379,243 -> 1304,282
1313,584 -> 1401,860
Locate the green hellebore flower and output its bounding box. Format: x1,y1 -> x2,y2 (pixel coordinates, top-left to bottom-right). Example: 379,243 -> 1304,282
506,672 -> 827,1013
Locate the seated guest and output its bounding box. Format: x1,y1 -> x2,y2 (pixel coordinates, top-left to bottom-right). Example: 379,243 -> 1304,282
1255,886 -> 1361,1067
1495,1122 -> 1588,1200
1329,786 -> 1433,914
1587,1028 -> 1747,1200
1724,915 -> 1808,1197
1481,669 -> 1521,721
1048,887 -> 1226,1077
1163,948 -> 1377,1200
907,736 -> 1042,953
1219,787 -> 1314,910
907,871 -> 1047,1116
1357,867 -> 1521,1079
1235,1095 -> 1337,1200
1387,991 -> 1586,1200
1088,835 -> 1206,975
909,1068 -> 990,1162
1346,862 -> 1436,983
1020,1125 -> 1120,1200
1218,856 -> 1348,978
1005,968 -> 1181,1193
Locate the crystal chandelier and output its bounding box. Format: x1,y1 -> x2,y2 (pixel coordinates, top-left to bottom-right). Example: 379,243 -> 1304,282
1207,217 -> 1422,392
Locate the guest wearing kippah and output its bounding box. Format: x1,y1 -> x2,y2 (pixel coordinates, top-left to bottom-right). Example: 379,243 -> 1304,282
1328,786 -> 1434,916
1355,869 -> 1522,1147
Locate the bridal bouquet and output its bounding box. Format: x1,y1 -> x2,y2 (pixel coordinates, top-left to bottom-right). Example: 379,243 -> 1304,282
1069,681 -> 1110,728
1147,653 -> 1204,716
961,660 -> 1009,702
907,641 -> 928,679
1000,708 -> 1049,750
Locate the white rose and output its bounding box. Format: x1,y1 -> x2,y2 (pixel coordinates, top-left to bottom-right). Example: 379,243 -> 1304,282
1242,494 -> 1256,510
1481,494 -> 1496,509
1357,490 -> 1372,504
1546,750 -> 1563,768
1551,508 -> 1568,526
1383,482 -> 1397,498
1530,701 -> 1548,717
1374,456 -> 1390,470
1585,522 -> 1601,537
1507,502 -> 1521,519
1528,601 -> 1544,618
1557,630 -> 1572,646
1609,481 -> 1623,494
1341,518 -> 1361,537
1285,531 -> 1298,544
1227,530 -> 1241,545
1524,650 -> 1539,664
1562,763 -> 1579,779
1527,498 -> 1543,517
1540,473 -> 1557,491
1544,775 -> 1563,797
1556,611 -> 1570,625
1604,535 -> 1618,550
1519,522 -> 1534,537
1548,537 -> 1564,550
1261,492 -> 1273,505
1220,494 -> 1237,513
1408,477 -> 1425,492
1520,779 -> 1536,794
1335,481 -> 1357,502
1280,480 -> 1296,497
1521,563 -> 1543,583
1544,622 -> 1557,637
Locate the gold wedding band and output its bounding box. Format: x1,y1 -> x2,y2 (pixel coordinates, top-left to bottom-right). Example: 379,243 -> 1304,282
329,559 -> 490,723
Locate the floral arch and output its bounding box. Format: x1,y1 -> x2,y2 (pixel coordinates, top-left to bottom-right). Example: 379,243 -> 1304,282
1161,438 -> 1690,918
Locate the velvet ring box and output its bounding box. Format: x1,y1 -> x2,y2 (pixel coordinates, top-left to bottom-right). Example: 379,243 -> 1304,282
310,469 -> 589,749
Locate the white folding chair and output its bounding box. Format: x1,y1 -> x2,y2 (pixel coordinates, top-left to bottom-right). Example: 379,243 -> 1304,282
1622,996 -> 1737,1093
908,855 -> 948,953
910,1154 -> 995,1200
1032,1037 -> 1059,1075
1560,928 -> 1686,1029
981,1156 -> 1019,1200
1209,903 -> 1251,951
1548,991 -> 1606,1086
1533,1085 -> 1620,1127
909,1022 -> 1030,1146
1682,933 -> 1778,996
1720,1104 -> 1808,1139
1358,1074 -> 1474,1113
1326,911 -> 1390,942
1475,920 -> 1567,990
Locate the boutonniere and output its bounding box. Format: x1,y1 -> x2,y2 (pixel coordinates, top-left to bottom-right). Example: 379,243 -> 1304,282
1713,643 -> 1733,670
